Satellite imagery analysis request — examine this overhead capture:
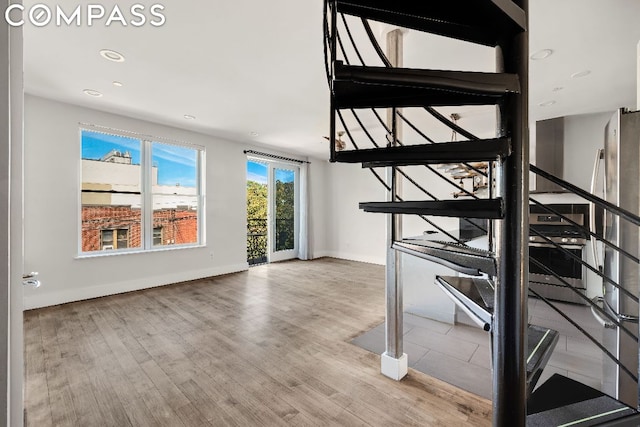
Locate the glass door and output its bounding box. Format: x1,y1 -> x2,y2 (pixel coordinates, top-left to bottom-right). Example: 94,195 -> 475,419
269,163 -> 299,262
246,160 -> 269,265
246,159 -> 299,265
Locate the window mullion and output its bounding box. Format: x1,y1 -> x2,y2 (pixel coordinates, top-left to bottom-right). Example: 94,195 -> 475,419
142,139 -> 153,249
198,149 -> 205,245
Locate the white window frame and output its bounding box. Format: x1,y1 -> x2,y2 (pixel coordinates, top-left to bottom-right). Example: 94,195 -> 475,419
78,126 -> 206,256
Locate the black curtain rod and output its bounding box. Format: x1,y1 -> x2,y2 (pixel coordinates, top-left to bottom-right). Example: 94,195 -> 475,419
244,150 -> 310,164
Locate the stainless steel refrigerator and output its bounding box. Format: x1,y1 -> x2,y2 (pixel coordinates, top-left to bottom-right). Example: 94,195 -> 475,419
602,108 -> 640,408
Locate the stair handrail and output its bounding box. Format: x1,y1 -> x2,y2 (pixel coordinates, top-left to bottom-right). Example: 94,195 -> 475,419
336,110 -> 464,244
529,288 -> 638,383
360,17 -> 489,179
531,164 -> 640,227
528,198 -> 638,264
529,227 -> 638,303
322,0 -> 331,85
328,3 -> 640,416
530,257 -> 638,341
333,12 -> 640,298
331,13 -> 489,239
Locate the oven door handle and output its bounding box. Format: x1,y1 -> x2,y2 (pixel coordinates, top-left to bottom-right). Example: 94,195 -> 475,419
589,148 -> 604,271
529,242 -> 584,249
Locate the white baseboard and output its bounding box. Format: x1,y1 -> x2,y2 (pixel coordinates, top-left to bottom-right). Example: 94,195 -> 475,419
321,251 -> 385,266
311,250 -> 331,259
23,263 -> 249,310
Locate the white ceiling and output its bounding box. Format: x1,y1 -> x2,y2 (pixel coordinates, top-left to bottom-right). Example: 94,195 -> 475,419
22,0 -> 640,159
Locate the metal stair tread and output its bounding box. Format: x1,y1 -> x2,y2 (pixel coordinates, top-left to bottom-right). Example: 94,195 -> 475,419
333,138 -> 511,167
526,324 -> 559,394
474,277 -> 495,309
435,276 -> 558,392
334,63 -> 520,94
394,239 -> 496,276
333,63 -> 520,109
360,199 -> 504,219
527,374 -> 636,426
435,276 -> 493,331
335,0 -> 526,46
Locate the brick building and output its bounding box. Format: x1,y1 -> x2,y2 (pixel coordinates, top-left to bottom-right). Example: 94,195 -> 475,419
81,150 -> 198,252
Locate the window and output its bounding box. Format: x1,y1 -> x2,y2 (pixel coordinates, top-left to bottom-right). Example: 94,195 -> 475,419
80,129 -> 204,254
153,227 -> 163,246
100,228 -> 129,250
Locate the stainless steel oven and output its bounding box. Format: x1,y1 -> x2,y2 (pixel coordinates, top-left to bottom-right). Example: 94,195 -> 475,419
528,207 -> 589,305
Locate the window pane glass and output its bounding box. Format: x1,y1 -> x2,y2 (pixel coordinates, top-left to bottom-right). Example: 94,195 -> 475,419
246,161 -> 268,265
81,130 -> 142,252
151,142 -> 198,194
101,230 -> 113,250
152,195 -> 199,246
151,142 -> 199,246
117,229 -> 129,249
274,168 -> 295,252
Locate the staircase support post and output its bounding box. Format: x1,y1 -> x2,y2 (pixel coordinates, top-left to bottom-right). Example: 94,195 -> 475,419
381,29 -> 408,381
493,1 -> 530,425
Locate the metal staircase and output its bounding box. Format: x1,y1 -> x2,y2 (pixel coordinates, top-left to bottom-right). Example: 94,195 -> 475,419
325,1 -> 640,426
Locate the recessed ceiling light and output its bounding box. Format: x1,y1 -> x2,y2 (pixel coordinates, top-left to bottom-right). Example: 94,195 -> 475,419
538,100 -> 556,107
83,89 -> 103,98
552,87 -> 564,92
99,49 -> 125,63
184,114 -> 196,120
112,81 -> 123,87
250,131 -> 259,137
571,70 -> 591,79
531,49 -> 553,60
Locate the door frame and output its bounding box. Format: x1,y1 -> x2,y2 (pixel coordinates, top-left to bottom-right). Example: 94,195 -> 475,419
2,4 -> 24,426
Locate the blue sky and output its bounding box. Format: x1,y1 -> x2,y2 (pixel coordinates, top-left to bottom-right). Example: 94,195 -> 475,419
247,161 -> 295,184
152,142 -> 197,187
82,130 -> 140,163
275,169 -> 294,183
82,130 -> 197,187
247,161 -> 267,184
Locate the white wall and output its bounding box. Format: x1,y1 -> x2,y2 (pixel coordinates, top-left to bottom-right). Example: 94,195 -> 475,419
307,159 -> 330,258
23,95 -> 325,309
324,163 -> 387,265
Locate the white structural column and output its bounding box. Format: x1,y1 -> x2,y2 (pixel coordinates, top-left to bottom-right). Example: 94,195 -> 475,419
637,41 -> 639,110
381,28 -> 408,381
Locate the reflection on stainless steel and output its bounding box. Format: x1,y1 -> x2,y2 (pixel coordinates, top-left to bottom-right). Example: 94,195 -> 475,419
590,148 -> 604,270
591,296 -> 616,329
602,109 -> 640,408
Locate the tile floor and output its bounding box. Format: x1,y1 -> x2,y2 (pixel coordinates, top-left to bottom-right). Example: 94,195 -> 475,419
351,297 -> 604,400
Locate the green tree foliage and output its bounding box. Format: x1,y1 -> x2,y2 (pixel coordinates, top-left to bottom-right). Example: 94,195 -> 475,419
275,180 -> 294,251
247,180 -> 268,263
247,180 -> 267,222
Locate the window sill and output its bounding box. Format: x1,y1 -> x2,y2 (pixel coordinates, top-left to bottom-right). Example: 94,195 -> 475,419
75,244 -> 206,259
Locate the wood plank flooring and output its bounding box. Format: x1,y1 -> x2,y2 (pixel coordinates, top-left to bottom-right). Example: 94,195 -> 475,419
24,258 -> 492,426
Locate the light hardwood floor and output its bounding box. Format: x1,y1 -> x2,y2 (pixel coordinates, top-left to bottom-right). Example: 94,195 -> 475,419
24,258 -> 492,426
